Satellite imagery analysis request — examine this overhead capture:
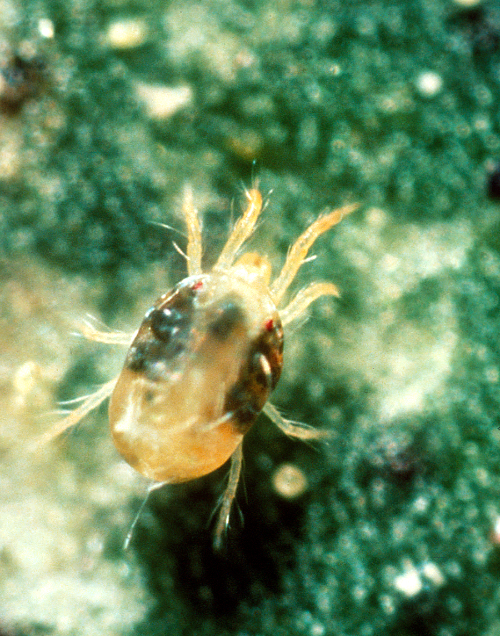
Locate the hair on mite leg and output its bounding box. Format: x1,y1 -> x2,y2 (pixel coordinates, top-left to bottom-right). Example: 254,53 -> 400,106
213,443 -> 243,550
263,402 -> 330,441
215,188 -> 263,270
31,377 -> 119,449
280,281 -> 340,327
31,320 -> 133,449
270,203 -> 357,304
124,480 -> 165,550
182,184 -> 203,276
77,316 -> 136,345
41,185 -> 355,548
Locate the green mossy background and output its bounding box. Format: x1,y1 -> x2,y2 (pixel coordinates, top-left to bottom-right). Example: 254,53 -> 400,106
1,0 -> 500,634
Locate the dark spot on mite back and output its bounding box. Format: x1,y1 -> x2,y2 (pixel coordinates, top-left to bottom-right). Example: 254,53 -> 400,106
225,316 -> 284,433
208,300 -> 246,340
126,337 -> 187,379
125,282 -> 196,380
150,307 -> 189,343
227,384 -> 261,426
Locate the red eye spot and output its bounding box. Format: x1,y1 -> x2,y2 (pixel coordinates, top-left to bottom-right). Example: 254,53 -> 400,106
265,319 -> 274,331
192,281 -> 203,291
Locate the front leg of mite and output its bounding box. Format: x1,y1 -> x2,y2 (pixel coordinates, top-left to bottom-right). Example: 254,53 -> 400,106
182,185 -> 203,276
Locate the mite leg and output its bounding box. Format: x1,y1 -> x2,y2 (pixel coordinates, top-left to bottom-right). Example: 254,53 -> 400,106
30,377 -> 118,449
270,203 -> 357,305
182,185 -> 203,276
213,442 -> 243,550
79,319 -> 136,345
264,402 -> 329,441
215,188 -> 263,270
124,480 -> 165,549
280,281 -> 340,327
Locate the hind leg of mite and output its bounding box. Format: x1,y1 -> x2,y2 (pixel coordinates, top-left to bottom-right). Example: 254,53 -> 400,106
264,402 -> 329,441
34,321 -> 133,448
213,443 -> 243,550
31,376 -> 119,449
79,320 -> 136,345
279,281 -> 341,327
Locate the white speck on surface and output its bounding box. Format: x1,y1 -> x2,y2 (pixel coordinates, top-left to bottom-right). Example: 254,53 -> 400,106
413,495 -> 429,513
394,565 -> 422,597
134,82 -> 193,120
107,18 -> 148,49
272,463 -> 308,499
422,562 -> 445,586
416,71 -> 443,97
311,622 -> 326,636
38,18 -> 54,38
491,515 -> 500,544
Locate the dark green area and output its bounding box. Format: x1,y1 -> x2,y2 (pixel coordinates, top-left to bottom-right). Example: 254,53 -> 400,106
3,0 -> 500,634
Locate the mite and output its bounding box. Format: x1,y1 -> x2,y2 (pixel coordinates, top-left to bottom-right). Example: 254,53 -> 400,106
42,187 -> 356,547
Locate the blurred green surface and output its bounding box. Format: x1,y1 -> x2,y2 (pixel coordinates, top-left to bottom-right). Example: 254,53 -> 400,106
1,0 -> 500,635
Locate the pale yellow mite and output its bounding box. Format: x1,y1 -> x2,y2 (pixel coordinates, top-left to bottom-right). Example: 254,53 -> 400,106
42,187 -> 356,548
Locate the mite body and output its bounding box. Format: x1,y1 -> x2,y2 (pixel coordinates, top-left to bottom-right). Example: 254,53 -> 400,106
109,269 -> 283,484
45,187 -> 355,546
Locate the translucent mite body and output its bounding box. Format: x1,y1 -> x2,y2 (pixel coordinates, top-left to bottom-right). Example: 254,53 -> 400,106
44,187 -> 355,547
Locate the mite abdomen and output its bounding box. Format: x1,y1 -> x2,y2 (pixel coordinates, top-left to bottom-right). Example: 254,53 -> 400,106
109,366 -> 245,482
108,272 -> 283,483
